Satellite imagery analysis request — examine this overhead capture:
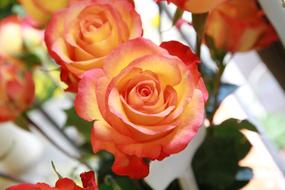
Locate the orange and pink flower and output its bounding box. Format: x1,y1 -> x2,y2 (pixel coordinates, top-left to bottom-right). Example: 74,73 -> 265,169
6,171 -> 98,190
18,0 -> 69,27
45,0 -> 142,91
0,56 -> 35,122
205,0 -> 278,52
75,38 -> 208,178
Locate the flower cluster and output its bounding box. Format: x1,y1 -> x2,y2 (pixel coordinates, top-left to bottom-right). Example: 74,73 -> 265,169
43,0 -> 208,178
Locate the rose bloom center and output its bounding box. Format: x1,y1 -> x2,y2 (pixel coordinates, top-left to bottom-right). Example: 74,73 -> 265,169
137,84 -> 153,97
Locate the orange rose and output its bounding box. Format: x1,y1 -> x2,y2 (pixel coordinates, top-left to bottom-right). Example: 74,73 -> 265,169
75,38 -> 208,178
205,0 -> 278,52
158,0 -> 226,13
45,0 -> 142,91
6,171 -> 98,190
18,0 -> 69,27
0,16 -> 42,56
0,56 -> 35,122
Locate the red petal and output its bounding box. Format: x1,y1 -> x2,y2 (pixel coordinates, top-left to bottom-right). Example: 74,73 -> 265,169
5,183 -> 46,190
160,41 -> 200,66
80,171 -> 98,190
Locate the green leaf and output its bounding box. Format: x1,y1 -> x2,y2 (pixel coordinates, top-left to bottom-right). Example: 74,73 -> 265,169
13,115 -> 30,131
99,184 -> 113,190
16,52 -> 42,69
101,176 -> 148,190
166,179 -> 183,190
0,0 -> 10,8
222,119 -> 259,133
0,0 -> 17,18
63,106 -> 93,140
192,119 -> 256,189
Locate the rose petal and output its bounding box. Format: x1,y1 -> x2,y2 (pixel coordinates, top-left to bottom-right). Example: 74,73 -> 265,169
103,38 -> 167,78
91,121 -> 149,179
80,171 -> 97,189
119,89 -> 204,160
75,69 -> 107,121
108,88 -> 177,136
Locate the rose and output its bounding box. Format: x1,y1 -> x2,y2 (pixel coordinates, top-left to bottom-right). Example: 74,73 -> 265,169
157,0 -> 226,13
75,38 -> 208,178
0,56 -> 35,122
0,16 -> 42,56
6,171 -> 98,190
18,0 -> 69,27
205,0 -> 278,52
45,0 -> 142,91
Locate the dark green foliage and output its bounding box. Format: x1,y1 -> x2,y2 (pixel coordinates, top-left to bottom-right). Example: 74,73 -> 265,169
0,0 -> 17,19
166,179 -> 182,190
192,119 -> 257,190
13,115 -> 30,131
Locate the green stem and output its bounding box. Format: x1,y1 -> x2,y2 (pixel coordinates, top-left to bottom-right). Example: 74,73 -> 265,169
24,114 -> 93,170
196,35 -> 202,58
192,13 -> 208,58
208,62 -> 226,126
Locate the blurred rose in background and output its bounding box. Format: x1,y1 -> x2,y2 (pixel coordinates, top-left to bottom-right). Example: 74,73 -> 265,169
157,0 -> 226,13
205,0 -> 278,52
18,0 -> 68,27
0,56 -> 34,122
0,16 -> 42,56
